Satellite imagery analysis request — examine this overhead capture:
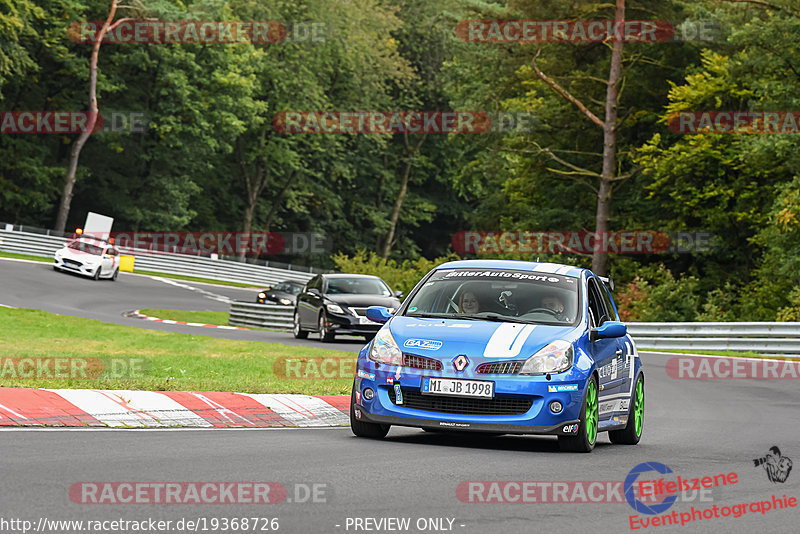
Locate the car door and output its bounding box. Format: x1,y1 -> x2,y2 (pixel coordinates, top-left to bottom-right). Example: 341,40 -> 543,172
586,277 -> 624,421
298,276 -> 322,327
100,246 -> 114,276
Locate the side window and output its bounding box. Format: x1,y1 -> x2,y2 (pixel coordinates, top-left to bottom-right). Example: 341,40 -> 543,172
306,276 -> 321,291
600,283 -> 619,321
587,278 -> 609,326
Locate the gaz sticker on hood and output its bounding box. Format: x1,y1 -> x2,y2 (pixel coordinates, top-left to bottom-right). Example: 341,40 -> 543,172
403,339 -> 443,351
483,323 -> 536,358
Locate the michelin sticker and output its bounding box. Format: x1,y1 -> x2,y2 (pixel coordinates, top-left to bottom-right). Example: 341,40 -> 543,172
357,370 -> 375,380
548,384 -> 579,392
403,339 -> 443,351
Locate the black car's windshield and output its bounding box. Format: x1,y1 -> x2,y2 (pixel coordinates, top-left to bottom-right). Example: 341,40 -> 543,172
277,283 -> 303,295
403,269 -> 580,326
67,240 -> 104,256
325,277 -> 391,296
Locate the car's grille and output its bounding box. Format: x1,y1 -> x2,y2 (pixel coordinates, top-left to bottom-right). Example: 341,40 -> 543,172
402,354 -> 443,371
63,259 -> 82,267
388,388 -> 532,416
352,307 -> 368,316
476,361 -> 524,374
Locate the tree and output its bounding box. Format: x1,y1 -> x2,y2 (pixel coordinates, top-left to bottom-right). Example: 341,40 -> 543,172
54,0 -> 138,232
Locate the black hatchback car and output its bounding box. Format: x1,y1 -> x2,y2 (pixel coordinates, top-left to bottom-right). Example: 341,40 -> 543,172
293,274 -> 402,342
257,280 -> 304,306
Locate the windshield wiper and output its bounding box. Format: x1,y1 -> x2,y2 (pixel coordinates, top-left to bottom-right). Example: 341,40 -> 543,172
405,312 -> 482,320
457,314 -> 531,324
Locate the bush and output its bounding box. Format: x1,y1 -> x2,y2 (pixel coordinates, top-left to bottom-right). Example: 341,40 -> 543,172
615,265 -> 700,322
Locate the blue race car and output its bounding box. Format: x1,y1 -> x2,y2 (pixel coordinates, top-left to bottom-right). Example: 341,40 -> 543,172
349,260 -> 644,452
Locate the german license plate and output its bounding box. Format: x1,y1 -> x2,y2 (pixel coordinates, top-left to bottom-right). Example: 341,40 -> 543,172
421,377 -> 494,398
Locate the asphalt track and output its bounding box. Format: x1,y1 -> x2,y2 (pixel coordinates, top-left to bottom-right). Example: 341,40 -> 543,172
1,257 -> 799,533
0,258 -> 366,350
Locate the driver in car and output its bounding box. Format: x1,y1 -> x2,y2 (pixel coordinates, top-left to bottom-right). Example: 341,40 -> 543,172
541,294 -> 568,321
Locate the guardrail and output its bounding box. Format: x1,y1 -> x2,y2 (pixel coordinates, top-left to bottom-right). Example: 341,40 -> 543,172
0,227 -> 319,287
627,322 -> 800,355
228,301 -> 294,330
224,305 -> 800,354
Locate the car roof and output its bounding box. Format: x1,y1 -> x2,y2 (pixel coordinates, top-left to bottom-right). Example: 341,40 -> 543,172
433,259 -> 585,278
71,236 -> 111,247
322,273 -> 384,280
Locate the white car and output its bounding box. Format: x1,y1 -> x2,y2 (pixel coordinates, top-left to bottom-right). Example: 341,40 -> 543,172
53,237 -> 120,281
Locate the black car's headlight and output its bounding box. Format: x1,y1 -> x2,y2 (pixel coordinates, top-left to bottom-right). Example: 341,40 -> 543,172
326,303 -> 344,314
519,340 -> 573,375
258,292 -> 266,299
279,298 -> 293,306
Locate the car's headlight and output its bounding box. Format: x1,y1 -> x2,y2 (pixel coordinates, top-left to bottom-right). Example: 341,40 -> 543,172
368,328 -> 403,366
258,292 -> 266,299
519,340 -> 573,375
326,303 -> 344,314
279,298 -> 292,306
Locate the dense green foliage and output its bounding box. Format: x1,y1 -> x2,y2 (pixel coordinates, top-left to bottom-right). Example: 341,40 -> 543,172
2,0 -> 799,320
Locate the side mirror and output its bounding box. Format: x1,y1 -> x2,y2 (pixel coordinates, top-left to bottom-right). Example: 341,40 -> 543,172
366,306 -> 393,324
393,290 -> 404,299
590,321 -> 627,342
308,288 -> 321,297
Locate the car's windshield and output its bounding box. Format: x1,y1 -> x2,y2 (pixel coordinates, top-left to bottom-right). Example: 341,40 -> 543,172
67,240 -> 104,256
325,277 -> 391,296
403,268 -> 580,326
284,284 -> 303,295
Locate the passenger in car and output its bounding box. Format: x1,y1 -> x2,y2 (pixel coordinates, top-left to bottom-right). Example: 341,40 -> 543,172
459,290 -> 481,314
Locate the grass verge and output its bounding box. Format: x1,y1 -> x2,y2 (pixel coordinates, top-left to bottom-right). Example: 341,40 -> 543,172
0,308 -> 355,394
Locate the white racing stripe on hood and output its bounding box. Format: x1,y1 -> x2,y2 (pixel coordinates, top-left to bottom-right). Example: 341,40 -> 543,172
483,323 -> 536,358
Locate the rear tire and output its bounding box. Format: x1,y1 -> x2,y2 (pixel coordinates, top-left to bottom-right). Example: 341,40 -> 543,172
318,313 -> 335,342
558,375 -> 598,453
293,312 -> 308,339
110,268 -> 119,281
609,375 -> 644,445
349,383 -> 389,439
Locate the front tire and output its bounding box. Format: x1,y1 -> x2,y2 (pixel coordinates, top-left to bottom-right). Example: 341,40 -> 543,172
293,312 -> 308,339
92,268 -> 101,281
558,375 -> 599,453
609,375 -> 644,445
349,383 -> 389,439
318,313 -> 335,342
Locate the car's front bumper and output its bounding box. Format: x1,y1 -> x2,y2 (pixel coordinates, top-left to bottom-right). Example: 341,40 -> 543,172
353,359 -> 589,436
53,257 -> 99,278
326,313 -> 381,334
